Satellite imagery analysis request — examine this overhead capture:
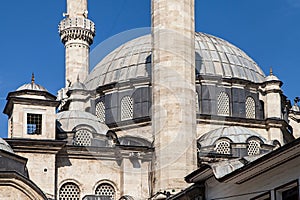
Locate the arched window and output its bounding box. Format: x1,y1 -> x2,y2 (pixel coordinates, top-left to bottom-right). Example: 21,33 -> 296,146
59,182 -> 80,200
196,92 -> 200,112
247,139 -> 260,155
96,101 -> 105,122
215,140 -> 231,155
121,96 -> 133,121
245,97 -> 256,119
95,183 -> 116,200
217,92 -> 230,116
73,129 -> 92,146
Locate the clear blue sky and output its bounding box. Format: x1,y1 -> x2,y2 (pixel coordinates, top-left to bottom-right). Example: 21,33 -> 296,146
0,0 -> 299,138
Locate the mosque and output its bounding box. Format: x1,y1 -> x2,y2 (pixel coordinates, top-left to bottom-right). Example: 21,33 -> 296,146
0,0 -> 300,200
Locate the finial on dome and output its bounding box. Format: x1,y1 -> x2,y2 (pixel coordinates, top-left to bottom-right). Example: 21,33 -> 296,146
270,67 -> 273,76
31,73 -> 35,84
77,74 -> 80,82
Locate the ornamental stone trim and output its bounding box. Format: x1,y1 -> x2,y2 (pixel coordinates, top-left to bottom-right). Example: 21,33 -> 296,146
59,17 -> 95,45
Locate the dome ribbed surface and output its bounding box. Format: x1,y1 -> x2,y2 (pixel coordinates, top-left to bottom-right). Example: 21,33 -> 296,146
85,32 -> 265,90
17,83 -> 47,92
198,126 -> 269,147
56,111 -> 108,134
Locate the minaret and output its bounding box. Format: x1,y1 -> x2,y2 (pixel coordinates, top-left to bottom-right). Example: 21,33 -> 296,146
59,0 -> 95,87
152,0 -> 197,195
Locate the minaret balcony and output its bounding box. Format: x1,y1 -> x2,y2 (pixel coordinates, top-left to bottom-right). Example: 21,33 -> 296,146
59,17 -> 96,45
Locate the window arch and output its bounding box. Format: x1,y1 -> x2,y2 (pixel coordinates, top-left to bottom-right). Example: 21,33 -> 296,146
59,182 -> 80,200
73,129 -> 92,146
245,96 -> 256,119
96,101 -> 105,122
121,96 -> 133,121
215,140 -> 231,155
217,92 -> 230,116
95,183 -> 116,200
247,139 -> 260,155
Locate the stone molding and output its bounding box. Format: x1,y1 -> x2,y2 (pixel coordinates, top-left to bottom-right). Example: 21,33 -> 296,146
59,17 -> 95,45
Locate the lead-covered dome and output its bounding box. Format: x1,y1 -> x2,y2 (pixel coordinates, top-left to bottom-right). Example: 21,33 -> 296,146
56,111 -> 109,135
198,126 -> 270,147
85,32 -> 265,90
17,82 -> 47,92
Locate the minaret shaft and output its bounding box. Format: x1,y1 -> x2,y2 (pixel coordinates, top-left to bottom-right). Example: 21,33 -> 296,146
67,0 -> 87,18
59,0 -> 95,87
151,0 -> 197,194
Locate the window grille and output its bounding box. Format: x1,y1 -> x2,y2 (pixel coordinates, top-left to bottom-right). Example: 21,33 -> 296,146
248,140 -> 260,155
96,101 -> 105,122
27,113 -> 42,134
95,183 -> 116,200
245,97 -> 256,119
121,96 -> 133,121
215,140 -> 231,154
59,182 -> 80,200
73,129 -> 92,146
217,92 -> 230,116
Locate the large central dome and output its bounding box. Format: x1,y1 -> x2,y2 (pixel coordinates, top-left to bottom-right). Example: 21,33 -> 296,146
85,32 -> 265,90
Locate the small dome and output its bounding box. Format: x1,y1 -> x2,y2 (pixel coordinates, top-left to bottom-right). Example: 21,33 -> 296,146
85,32 -> 265,90
0,138 -> 14,153
56,110 -> 108,134
265,74 -> 280,82
70,77 -> 87,90
264,68 -> 280,82
16,74 -> 48,92
17,83 -> 48,92
198,126 -> 269,147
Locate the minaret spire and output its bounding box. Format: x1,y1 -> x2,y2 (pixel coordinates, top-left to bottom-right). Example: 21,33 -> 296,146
31,73 -> 35,84
59,0 -> 95,88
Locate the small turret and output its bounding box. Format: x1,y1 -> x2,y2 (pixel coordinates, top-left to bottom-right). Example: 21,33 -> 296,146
3,74 -> 59,139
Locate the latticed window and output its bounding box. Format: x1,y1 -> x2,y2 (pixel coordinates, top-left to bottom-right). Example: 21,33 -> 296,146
215,140 -> 231,154
27,113 -> 42,134
217,92 -> 230,116
121,96 -> 133,121
248,140 -> 260,155
59,182 -> 80,200
73,129 -> 92,146
96,101 -> 106,122
245,97 -> 256,119
95,183 -> 116,200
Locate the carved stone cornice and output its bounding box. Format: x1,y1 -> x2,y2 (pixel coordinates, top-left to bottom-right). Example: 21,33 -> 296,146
59,17 -> 95,45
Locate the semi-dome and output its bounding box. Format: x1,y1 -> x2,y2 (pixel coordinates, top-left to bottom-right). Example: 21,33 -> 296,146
198,126 -> 270,147
56,111 -> 109,135
85,32 -> 265,90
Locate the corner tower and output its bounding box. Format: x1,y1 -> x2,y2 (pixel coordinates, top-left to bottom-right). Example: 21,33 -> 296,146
152,0 -> 197,195
59,0 -> 95,87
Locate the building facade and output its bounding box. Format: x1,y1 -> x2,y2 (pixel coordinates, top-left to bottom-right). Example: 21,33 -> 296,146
1,0 -> 300,200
